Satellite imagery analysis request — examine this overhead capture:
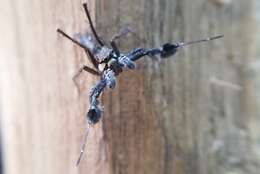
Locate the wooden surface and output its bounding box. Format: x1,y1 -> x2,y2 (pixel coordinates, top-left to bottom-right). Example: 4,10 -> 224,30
0,0 -> 259,174
97,0 -> 258,174
0,0 -> 108,174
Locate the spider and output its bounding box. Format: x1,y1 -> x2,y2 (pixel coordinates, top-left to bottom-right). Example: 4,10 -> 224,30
57,2 -> 223,166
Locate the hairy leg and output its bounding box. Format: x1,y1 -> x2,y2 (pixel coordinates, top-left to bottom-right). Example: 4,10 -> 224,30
57,29 -> 99,69
83,3 -> 104,46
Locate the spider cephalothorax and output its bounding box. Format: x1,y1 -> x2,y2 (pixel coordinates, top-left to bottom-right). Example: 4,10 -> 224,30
57,2 -> 223,165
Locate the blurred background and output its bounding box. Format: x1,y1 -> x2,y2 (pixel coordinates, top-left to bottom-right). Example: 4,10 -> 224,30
0,0 -> 260,174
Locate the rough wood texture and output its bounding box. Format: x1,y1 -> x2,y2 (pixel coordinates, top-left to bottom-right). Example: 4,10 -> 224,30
0,0 -> 259,174
97,0 -> 259,174
0,0 -> 108,174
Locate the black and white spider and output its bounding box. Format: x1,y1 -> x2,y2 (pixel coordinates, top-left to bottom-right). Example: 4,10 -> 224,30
57,2 -> 223,165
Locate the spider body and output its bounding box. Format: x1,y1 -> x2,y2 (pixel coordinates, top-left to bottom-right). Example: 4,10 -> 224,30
57,2 -> 223,165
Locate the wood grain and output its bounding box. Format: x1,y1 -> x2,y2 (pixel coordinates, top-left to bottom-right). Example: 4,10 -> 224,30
97,0 -> 258,174
0,0 -> 108,174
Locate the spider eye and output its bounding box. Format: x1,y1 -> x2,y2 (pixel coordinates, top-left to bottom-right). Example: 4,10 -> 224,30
87,108 -> 101,124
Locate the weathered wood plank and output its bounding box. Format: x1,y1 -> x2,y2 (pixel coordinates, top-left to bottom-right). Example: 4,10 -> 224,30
96,0 -> 257,174
0,1 -> 108,174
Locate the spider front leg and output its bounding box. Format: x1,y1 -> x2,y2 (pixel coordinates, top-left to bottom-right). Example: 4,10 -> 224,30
127,45 -> 178,62
76,75 -> 109,166
109,25 -> 138,56
83,3 -> 104,46
87,69 -> 116,124
87,79 -> 107,124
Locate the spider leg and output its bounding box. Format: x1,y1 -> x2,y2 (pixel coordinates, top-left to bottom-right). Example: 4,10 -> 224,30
111,25 -> 145,43
76,123 -> 91,166
87,69 -> 117,123
179,35 -> 224,47
82,65 -> 101,76
75,32 -> 100,69
73,65 -> 101,94
111,26 -> 133,42
57,29 -> 89,50
83,3 -> 104,46
126,48 -> 152,61
126,47 -> 173,61
110,41 -> 120,56
57,29 -> 99,71
109,26 -> 141,57
84,49 -> 99,69
87,78 -> 107,124
127,35 -> 223,61
75,76 -> 107,165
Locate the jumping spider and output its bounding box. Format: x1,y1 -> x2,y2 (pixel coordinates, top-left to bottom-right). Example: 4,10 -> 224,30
57,2 -> 223,165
